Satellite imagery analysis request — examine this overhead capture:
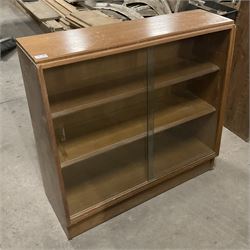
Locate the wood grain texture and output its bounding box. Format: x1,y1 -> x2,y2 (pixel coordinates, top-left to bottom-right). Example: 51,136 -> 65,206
17,0 -> 60,21
44,20 -> 64,31
16,10 -> 233,64
17,48 -> 70,236
190,29 -> 236,154
213,28 -> 236,153
65,14 -> 90,28
71,10 -> 121,26
225,1 -> 249,141
45,0 -> 71,17
54,0 -> 77,12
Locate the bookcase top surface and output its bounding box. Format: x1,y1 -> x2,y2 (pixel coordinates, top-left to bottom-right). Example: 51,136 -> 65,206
17,10 -> 233,64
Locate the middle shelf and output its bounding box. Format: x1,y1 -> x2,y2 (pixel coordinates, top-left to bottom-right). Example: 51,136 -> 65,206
58,89 -> 216,168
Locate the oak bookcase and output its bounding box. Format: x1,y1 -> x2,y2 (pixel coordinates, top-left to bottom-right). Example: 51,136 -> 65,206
17,10 -> 235,239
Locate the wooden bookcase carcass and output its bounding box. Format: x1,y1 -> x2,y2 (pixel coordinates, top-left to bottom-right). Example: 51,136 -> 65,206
17,10 -> 235,239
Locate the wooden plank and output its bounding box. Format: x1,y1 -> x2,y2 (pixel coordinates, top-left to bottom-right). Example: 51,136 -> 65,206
58,18 -> 71,30
58,21 -> 70,30
225,0 -> 249,141
44,0 -> 70,17
54,0 -> 78,12
44,19 -> 65,31
71,10 -> 121,26
66,14 -> 90,28
16,10 -> 234,64
17,0 -> 60,21
59,17 -> 71,26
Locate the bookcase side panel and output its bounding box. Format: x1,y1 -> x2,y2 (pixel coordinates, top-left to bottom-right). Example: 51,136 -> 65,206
215,27 -> 236,152
190,28 -> 236,154
17,48 -> 69,235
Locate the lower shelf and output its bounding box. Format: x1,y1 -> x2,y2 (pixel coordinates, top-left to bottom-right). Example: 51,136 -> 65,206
68,160 -> 214,239
63,128 -> 215,216
63,140 -> 147,215
153,129 -> 215,178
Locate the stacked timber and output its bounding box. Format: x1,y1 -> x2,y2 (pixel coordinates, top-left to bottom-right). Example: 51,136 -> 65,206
16,0 -> 122,31
16,0 -> 192,32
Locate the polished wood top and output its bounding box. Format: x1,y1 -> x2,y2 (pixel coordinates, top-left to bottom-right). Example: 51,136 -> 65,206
17,10 -> 233,64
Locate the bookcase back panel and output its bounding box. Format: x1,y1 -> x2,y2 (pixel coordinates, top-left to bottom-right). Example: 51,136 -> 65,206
53,93 -> 148,141
43,49 -> 147,97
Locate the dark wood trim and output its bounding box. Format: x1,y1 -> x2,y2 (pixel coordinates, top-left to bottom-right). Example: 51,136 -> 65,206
17,48 -> 70,235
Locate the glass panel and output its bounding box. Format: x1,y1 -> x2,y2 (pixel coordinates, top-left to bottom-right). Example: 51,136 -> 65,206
150,35 -> 222,179
44,49 -> 148,215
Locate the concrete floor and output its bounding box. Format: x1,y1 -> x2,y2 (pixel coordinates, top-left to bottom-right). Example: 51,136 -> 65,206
0,1 -> 249,249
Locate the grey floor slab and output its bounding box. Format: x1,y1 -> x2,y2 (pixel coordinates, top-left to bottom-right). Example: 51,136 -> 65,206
0,1 -> 249,249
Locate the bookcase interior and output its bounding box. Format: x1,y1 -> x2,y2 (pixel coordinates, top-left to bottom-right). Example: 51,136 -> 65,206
42,29 -> 230,217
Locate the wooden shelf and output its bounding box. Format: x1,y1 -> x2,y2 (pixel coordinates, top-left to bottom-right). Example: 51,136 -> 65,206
155,59 -> 219,90
154,130 -> 216,178
63,131 -> 215,216
50,59 -> 219,119
50,75 -> 146,119
59,91 -> 216,168
63,140 -> 147,215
